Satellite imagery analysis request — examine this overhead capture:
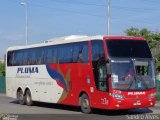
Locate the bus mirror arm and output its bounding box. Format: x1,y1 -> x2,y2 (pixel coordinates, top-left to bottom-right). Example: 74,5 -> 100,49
106,62 -> 111,75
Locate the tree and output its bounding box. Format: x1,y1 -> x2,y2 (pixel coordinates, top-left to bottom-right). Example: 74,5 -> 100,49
155,52 -> 160,71
125,27 -> 160,48
125,27 -> 160,71
125,27 -> 140,37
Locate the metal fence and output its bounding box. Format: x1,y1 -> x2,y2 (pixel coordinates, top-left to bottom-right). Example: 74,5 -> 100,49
0,76 -> 5,93
157,80 -> 160,101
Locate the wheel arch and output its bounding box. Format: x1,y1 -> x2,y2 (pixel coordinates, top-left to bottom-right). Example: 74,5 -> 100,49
16,87 -> 23,98
24,87 -> 31,96
78,91 -> 90,106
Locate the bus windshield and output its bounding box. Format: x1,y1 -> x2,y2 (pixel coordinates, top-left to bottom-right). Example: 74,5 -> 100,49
110,59 -> 155,90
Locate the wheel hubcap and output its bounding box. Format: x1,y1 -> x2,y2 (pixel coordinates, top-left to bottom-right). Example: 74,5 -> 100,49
26,95 -> 30,103
20,94 -> 23,100
83,99 -> 89,109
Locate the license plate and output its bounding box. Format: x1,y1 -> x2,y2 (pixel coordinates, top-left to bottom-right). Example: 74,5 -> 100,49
133,101 -> 141,106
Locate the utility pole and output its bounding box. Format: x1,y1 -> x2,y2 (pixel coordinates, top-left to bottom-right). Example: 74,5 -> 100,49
20,2 -> 28,46
107,0 -> 110,36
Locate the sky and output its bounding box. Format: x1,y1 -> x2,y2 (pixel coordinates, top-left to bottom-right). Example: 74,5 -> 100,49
0,0 -> 160,59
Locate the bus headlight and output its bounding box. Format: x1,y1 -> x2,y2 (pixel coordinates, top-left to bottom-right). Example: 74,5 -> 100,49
109,93 -> 125,100
149,93 -> 156,99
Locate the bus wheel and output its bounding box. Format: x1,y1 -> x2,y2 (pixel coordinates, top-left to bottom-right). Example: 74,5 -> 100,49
17,90 -> 25,105
25,90 -> 33,106
80,93 -> 92,114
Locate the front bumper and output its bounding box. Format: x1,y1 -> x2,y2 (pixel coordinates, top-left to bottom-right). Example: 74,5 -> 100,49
107,97 -> 156,110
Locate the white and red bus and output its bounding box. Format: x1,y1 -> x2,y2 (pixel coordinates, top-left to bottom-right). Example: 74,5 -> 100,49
6,35 -> 156,113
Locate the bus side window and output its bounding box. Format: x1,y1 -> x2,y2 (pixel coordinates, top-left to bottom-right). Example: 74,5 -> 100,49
18,51 -> 22,65
73,42 -> 88,63
77,51 -> 83,62
53,47 -> 58,64
29,48 -> 36,65
36,48 -> 44,64
73,44 -> 80,63
11,52 -> 16,66
58,44 -> 73,63
22,50 -> 29,65
7,51 -> 13,66
44,46 -> 57,64
45,47 -> 53,64
14,51 -> 23,66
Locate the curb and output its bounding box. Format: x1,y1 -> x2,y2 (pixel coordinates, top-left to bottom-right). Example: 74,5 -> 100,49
0,93 -> 6,96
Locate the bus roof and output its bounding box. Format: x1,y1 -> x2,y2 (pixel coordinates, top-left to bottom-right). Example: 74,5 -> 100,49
104,36 -> 144,40
7,35 -> 145,51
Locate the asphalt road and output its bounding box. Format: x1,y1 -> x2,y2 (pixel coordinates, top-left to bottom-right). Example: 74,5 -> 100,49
0,94 -> 159,120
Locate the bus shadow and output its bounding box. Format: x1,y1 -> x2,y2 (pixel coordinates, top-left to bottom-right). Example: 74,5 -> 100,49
10,100 -> 81,112
34,101 -> 81,112
10,100 -> 19,104
10,100 -> 153,115
92,108 -> 153,116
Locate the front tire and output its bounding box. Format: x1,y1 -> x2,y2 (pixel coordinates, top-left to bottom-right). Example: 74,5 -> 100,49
80,93 -> 92,114
17,90 -> 25,105
25,90 -> 33,106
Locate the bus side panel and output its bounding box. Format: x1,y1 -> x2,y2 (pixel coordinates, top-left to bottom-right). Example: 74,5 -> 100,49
45,63 -> 92,106
48,63 -> 111,109
6,65 -> 64,103
6,67 -> 19,99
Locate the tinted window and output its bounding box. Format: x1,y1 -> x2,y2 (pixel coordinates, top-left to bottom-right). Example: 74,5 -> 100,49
45,47 -> 53,63
15,51 -> 23,66
106,40 -> 152,58
11,52 -> 16,66
22,49 -> 30,65
45,46 -> 57,64
7,51 -> 14,66
58,44 -> 73,63
35,48 -> 44,64
30,49 -> 37,65
30,48 -> 44,65
92,40 -> 105,61
7,41 -> 89,66
73,42 -> 88,63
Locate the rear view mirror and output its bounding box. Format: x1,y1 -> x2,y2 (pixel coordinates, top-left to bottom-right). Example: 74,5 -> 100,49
153,57 -> 157,64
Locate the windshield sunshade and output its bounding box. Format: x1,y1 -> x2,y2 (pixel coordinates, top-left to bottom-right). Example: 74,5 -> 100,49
106,40 -> 152,58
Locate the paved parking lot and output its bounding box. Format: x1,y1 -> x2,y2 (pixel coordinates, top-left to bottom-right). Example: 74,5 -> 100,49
0,94 -> 159,120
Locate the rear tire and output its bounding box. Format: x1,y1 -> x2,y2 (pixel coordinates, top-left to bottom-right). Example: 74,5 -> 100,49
17,90 -> 25,105
80,93 -> 92,114
25,90 -> 33,106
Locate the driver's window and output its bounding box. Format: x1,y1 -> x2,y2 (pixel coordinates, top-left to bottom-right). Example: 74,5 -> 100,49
98,65 -> 107,91
91,40 -> 108,91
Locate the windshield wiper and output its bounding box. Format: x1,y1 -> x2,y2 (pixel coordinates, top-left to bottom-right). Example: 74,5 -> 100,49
128,76 -> 149,90
137,76 -> 149,89
127,75 -> 136,90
